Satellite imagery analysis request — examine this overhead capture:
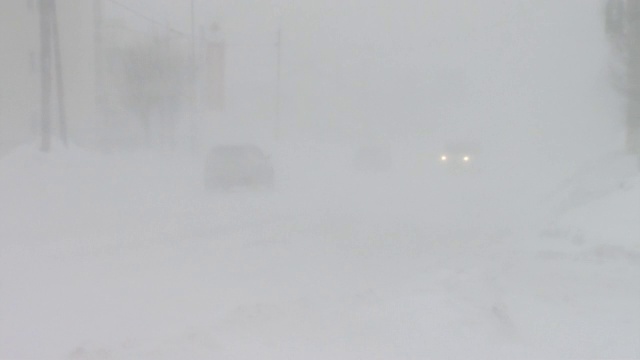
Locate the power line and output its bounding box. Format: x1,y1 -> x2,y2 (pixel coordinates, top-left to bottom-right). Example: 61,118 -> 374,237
104,0 -> 190,38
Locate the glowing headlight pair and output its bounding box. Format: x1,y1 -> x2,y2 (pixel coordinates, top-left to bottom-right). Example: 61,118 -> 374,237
440,155 -> 471,162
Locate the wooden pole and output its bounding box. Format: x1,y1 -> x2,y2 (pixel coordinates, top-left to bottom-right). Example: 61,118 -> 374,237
275,26 -> 282,141
94,0 -> 107,150
50,0 -> 68,147
38,0 -> 53,152
190,0 -> 198,153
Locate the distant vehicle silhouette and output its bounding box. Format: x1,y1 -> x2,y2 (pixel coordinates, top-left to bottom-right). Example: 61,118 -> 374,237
205,145 -> 274,190
438,141 -> 481,173
352,145 -> 393,173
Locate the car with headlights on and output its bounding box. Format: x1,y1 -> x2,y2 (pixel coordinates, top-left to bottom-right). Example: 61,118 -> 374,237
438,142 -> 481,173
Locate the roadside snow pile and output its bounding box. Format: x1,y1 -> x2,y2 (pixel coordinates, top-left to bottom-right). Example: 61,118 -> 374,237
561,175 -> 639,247
0,142 -> 201,244
542,152 -> 639,254
2,143 -> 639,360
551,152 -> 638,211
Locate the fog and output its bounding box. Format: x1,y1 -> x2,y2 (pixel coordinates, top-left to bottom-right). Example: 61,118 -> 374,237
1,1 -> 639,359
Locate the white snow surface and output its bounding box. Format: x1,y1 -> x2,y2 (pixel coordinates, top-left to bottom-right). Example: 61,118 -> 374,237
1,143 -> 639,359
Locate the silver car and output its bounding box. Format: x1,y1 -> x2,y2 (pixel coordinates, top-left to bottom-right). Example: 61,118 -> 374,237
352,145 -> 393,173
205,145 -> 275,190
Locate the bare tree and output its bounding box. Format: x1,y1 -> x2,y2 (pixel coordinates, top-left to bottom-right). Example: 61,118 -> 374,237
117,38 -> 187,148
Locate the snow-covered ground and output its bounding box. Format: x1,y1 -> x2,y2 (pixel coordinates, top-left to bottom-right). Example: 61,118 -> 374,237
1,143 -> 638,359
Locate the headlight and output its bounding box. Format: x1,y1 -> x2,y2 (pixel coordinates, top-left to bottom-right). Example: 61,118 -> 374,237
440,155 -> 448,162
463,156 -> 470,162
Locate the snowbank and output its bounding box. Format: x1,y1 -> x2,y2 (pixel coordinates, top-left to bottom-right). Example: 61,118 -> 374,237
1,143 -> 639,359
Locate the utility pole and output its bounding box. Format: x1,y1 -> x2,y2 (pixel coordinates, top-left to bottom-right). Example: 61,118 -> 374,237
94,0 -> 107,150
38,0 -> 53,152
50,0 -> 68,147
190,0 -> 198,153
275,26 -> 282,141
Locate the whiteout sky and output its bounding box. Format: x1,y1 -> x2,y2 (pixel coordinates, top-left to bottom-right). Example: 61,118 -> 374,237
112,0 -> 616,147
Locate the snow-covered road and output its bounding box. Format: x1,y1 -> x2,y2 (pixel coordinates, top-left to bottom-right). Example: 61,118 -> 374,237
1,145 -> 639,359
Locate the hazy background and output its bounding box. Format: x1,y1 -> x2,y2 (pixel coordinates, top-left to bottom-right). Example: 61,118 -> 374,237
1,1 -> 638,359
114,0 -> 620,150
